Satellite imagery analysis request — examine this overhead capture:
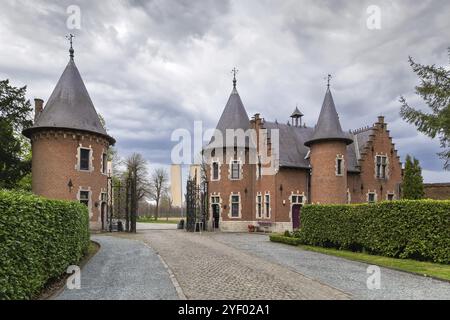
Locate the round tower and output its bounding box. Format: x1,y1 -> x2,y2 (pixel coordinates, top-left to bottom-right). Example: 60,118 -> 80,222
22,38 -> 115,230
305,86 -> 353,204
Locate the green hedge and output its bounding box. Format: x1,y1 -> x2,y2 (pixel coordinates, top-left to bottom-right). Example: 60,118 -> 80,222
0,190 -> 90,299
297,200 -> 450,264
269,234 -> 302,246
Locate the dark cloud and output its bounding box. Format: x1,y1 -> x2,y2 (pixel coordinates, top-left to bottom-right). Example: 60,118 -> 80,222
0,0 -> 449,181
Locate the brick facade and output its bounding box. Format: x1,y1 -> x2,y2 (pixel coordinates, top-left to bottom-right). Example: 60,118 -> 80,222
30,130 -> 110,230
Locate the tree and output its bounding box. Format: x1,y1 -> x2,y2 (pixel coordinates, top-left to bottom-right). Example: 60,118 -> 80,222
150,168 -> 168,220
124,153 -> 151,232
400,49 -> 450,169
402,155 -> 424,200
0,80 -> 32,189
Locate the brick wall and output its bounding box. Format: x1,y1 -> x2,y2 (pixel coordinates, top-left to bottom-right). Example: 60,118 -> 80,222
31,129 -> 110,230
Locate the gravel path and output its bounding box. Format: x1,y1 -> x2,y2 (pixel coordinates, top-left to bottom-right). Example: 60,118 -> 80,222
129,230 -> 349,300
210,233 -> 450,300
56,235 -> 179,300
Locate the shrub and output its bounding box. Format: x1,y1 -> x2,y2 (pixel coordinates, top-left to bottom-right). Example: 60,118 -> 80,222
296,200 -> 450,264
270,234 -> 302,246
0,190 -> 90,299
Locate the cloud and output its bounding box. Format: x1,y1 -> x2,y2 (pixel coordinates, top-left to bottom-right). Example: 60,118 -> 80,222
0,0 -> 449,182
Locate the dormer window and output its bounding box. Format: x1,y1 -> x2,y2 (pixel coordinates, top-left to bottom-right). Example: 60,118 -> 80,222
212,162 -> 219,180
80,148 -> 91,171
231,160 -> 240,180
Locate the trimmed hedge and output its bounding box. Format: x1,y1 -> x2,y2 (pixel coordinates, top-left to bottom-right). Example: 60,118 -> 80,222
297,200 -> 450,264
270,234 -> 302,246
0,190 -> 90,299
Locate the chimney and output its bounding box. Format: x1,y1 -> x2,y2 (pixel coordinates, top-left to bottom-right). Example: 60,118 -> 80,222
34,99 -> 44,122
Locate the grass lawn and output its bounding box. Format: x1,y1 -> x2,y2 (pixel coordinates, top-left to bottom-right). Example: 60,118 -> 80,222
298,244 -> 450,282
137,216 -> 181,224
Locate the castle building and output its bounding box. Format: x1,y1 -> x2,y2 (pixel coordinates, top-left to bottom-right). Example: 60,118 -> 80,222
204,76 -> 403,232
22,40 -> 115,230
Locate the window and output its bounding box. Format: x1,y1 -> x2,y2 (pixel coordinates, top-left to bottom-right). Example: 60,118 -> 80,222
79,191 -> 89,207
80,148 -> 90,171
231,160 -> 240,180
368,192 -> 376,203
336,156 -> 344,176
231,195 -> 240,217
291,195 -> 303,204
101,192 -> 107,202
211,196 -> 220,204
212,162 -> 219,180
387,193 -> 395,201
376,155 -> 388,179
102,153 -> 108,174
257,159 -> 262,179
257,195 -> 262,218
265,194 -> 270,218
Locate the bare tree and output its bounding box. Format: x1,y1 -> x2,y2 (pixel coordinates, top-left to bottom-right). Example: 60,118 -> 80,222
124,153 -> 151,232
150,167 -> 168,220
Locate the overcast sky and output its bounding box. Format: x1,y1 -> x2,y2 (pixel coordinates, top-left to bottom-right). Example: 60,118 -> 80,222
1,0 -> 449,182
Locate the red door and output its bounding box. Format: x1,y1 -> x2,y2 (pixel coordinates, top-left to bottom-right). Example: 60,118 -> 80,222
292,204 -> 301,229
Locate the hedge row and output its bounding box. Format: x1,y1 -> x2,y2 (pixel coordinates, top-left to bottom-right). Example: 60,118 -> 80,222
269,234 -> 302,246
297,200 -> 450,264
0,190 -> 90,299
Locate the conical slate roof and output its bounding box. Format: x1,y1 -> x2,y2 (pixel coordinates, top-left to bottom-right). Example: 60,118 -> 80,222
215,86 -> 250,133
23,54 -> 115,144
305,88 -> 352,147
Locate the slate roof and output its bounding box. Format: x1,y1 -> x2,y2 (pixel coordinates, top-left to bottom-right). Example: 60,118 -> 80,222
23,54 -> 115,144
264,121 -> 373,172
206,85 -> 252,149
305,88 -> 353,147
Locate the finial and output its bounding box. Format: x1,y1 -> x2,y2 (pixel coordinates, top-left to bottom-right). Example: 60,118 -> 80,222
66,34 -> 75,60
326,74 -> 332,89
231,67 -> 239,89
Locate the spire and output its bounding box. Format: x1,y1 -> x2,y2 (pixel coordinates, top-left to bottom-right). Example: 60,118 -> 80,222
232,67 -> 238,93
304,87 -> 353,147
327,74 -> 332,89
66,34 -> 75,60
23,40 -> 115,145
290,105 -> 304,127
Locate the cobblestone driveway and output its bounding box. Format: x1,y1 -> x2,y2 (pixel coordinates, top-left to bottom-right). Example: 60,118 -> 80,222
130,230 -> 349,300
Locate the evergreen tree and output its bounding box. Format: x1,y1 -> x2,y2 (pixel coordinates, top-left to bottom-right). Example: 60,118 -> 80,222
0,80 -> 32,189
402,155 -> 425,199
400,49 -> 450,169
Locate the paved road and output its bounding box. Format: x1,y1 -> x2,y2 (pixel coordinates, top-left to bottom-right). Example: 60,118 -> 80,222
137,222 -> 178,231
210,233 -> 450,300
56,236 -> 179,300
131,230 -> 349,300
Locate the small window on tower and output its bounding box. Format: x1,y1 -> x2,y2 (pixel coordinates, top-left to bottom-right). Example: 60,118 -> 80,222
336,156 -> 344,176
102,153 -> 108,174
265,194 -> 270,218
257,195 -> 262,218
80,148 -> 90,171
368,192 -> 376,203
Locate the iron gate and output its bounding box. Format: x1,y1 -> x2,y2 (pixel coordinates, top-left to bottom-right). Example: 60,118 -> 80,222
106,175 -> 133,232
185,177 -> 208,232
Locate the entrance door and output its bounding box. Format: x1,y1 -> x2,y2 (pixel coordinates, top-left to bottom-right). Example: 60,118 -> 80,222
101,202 -> 107,230
212,204 -> 220,229
292,204 -> 301,230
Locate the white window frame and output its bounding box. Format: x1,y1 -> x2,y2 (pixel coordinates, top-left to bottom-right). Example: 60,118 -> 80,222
256,193 -> 263,219
77,187 -> 92,217
386,192 -> 395,201
335,154 -> 344,176
76,144 -> 94,172
229,193 -> 241,219
229,159 -> 242,180
101,151 -> 108,175
367,190 -> 377,203
375,154 -> 389,180
264,192 -> 271,219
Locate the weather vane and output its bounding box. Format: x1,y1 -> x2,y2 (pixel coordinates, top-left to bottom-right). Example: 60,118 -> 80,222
326,74 -> 332,88
232,67 -> 239,88
66,34 -> 75,59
